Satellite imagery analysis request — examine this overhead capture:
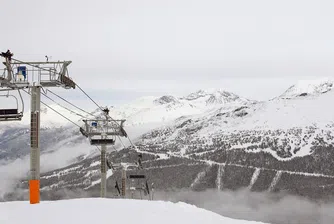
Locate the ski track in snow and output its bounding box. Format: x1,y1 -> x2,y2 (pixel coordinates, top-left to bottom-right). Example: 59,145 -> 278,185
249,168 -> 261,189
137,149 -> 334,181
143,163 -> 200,170
216,164 -> 223,190
269,171 -> 283,192
42,165 -> 83,179
190,168 -> 208,189
85,169 -> 113,190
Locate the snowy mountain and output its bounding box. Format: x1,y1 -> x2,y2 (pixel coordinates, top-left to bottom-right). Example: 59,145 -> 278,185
3,79 -> 334,201
0,88 -> 251,130
277,78 -> 333,99
132,81 -> 334,159
182,89 -> 249,105
0,198 -> 267,224
108,89 -> 252,127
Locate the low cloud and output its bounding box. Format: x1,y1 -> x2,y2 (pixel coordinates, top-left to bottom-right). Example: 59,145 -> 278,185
0,142 -> 95,199
154,188 -> 334,224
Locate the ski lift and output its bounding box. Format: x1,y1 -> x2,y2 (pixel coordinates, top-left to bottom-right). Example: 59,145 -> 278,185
129,174 -> 146,179
127,174 -> 152,200
80,118 -> 127,146
0,90 -> 24,121
90,138 -> 115,145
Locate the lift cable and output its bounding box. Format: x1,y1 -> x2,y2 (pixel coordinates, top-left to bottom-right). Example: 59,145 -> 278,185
75,84 -> 106,113
94,145 -> 101,152
11,57 -> 109,118
47,89 -> 95,117
76,87 -> 138,150
22,89 -> 81,128
17,89 -> 25,114
4,57 -> 104,154
40,91 -> 86,118
10,57 -> 138,150
25,91 -> 102,154
118,136 -> 127,148
7,57 -> 95,118
11,57 -> 105,118
73,82 -> 138,149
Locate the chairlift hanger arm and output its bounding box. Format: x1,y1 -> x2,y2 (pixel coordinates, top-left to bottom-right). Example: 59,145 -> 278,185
0,90 -> 24,122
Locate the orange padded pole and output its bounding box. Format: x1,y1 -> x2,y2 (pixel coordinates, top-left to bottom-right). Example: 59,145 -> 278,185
29,180 -> 40,204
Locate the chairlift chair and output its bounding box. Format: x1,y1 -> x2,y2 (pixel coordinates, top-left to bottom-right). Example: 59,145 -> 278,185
90,138 -> 115,145
0,91 -> 24,121
127,174 -> 152,200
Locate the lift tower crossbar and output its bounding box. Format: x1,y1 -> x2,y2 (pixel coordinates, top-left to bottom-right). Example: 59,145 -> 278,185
0,50 -> 75,204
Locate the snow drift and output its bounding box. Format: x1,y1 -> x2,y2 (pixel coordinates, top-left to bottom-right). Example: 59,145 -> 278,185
0,198 -> 267,224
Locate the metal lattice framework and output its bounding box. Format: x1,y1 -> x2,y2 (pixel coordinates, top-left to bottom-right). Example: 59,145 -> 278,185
80,109 -> 129,198
1,60 -> 75,89
0,50 -> 75,204
81,118 -> 127,145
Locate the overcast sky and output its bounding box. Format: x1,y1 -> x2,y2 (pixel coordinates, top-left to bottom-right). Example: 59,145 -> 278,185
1,0 -> 334,109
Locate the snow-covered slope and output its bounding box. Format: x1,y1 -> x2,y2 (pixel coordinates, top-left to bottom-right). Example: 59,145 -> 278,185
0,88 -> 251,132
4,79 -> 334,201
0,198 -> 266,224
137,79 -> 334,161
109,89 -> 252,126
198,86 -> 334,131
277,78 -> 333,99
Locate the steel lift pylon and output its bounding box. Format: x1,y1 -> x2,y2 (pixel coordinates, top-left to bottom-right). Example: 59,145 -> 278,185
80,108 -> 128,198
0,50 -> 75,204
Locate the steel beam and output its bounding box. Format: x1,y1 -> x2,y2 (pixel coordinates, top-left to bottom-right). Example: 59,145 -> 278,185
10,61 -> 72,65
100,145 -> 107,197
30,85 -> 40,204
121,168 -> 126,198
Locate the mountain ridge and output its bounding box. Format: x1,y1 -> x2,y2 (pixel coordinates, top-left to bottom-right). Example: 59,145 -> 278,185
3,78 -> 334,201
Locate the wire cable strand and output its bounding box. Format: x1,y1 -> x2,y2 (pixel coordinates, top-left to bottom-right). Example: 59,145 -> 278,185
75,84 -> 105,112
10,57 -> 139,150
118,136 -> 127,148
47,89 -> 95,117
3,57 -> 109,155
41,91 -> 86,118
95,145 -> 101,152
22,89 -> 81,128
76,82 -> 139,150
25,90 -> 103,154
